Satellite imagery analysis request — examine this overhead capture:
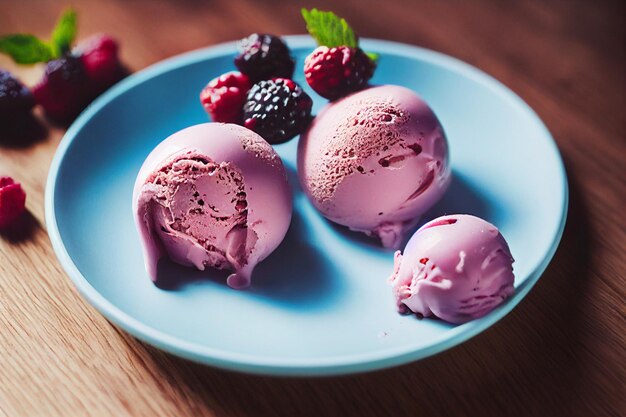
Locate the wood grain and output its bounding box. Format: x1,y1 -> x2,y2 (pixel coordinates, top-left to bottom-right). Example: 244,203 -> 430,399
1,1 -> 624,416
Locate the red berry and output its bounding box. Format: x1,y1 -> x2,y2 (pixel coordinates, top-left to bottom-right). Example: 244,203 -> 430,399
32,55 -> 88,122
304,46 -> 375,100
200,71 -> 251,124
0,177 -> 26,229
76,34 -> 123,89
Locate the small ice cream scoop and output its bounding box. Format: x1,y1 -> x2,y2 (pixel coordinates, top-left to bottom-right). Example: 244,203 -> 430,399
133,123 -> 292,288
388,214 -> 515,324
297,85 -> 451,249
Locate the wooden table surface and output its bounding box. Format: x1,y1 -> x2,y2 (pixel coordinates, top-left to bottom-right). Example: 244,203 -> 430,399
1,0 -> 624,416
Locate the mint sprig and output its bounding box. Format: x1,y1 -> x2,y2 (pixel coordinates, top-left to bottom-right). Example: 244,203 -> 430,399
301,8 -> 378,63
0,35 -> 53,64
50,8 -> 77,57
0,8 -> 77,65
301,8 -> 358,48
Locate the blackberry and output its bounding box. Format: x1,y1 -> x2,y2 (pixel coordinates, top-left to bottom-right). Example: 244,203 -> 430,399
0,69 -> 34,118
46,55 -> 86,86
243,78 -> 312,144
234,34 -> 295,82
33,55 -> 88,122
304,46 -> 375,100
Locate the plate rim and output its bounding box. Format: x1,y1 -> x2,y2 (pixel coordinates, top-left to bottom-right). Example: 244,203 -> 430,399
45,35 -> 569,376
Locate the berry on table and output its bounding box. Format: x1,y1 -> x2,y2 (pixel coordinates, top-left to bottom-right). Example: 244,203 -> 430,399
0,177 -> 26,229
76,34 -> 123,91
243,78 -> 312,144
304,46 -> 375,100
34,34 -> 126,123
200,71 -> 251,124
32,55 -> 88,122
234,34 -> 295,82
0,8 -> 127,124
0,69 -> 34,118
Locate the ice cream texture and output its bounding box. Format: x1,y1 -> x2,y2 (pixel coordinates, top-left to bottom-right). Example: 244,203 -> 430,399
297,85 -> 451,249
388,214 -> 515,324
133,123 -> 292,289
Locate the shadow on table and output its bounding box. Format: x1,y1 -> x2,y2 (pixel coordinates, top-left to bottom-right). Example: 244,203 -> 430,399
119,158 -> 596,417
0,210 -> 39,243
0,115 -> 48,149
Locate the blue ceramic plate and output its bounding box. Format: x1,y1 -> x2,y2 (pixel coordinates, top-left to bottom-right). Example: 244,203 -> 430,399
45,36 -> 567,376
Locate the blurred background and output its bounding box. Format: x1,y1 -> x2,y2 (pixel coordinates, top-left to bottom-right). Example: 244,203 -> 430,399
1,0 -> 623,139
2,0 -> 624,99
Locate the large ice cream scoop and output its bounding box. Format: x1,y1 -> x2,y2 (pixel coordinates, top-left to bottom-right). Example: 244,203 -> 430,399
388,214 -> 515,324
133,123 -> 292,289
297,85 -> 450,249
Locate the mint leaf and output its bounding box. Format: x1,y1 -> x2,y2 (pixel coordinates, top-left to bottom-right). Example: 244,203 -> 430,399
0,8 -> 77,64
0,34 -> 53,64
301,8 -> 379,65
301,8 -> 358,48
50,8 -> 77,57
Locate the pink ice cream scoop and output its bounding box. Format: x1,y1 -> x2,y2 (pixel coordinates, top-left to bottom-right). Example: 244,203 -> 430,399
297,85 -> 450,249
133,123 -> 292,289
388,214 -> 515,324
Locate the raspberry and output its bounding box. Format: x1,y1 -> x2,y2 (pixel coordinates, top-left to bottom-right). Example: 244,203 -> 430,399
304,46 -> 375,100
76,34 -> 123,91
0,177 -> 26,229
0,70 -> 34,117
234,34 -> 295,82
243,78 -> 312,144
200,71 -> 251,124
32,55 -> 88,122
